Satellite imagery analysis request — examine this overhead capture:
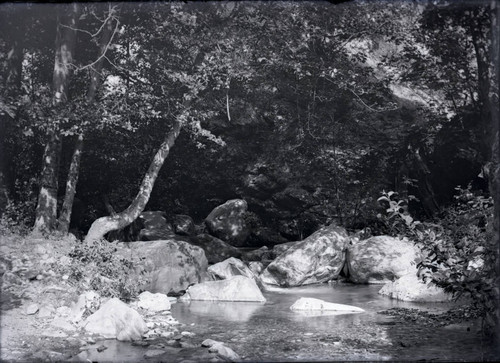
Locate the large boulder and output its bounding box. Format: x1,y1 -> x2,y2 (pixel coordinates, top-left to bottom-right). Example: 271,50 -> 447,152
204,199 -> 250,247
346,236 -> 421,284
260,224 -> 349,287
138,211 -> 176,241
207,257 -> 257,282
181,276 -> 266,302
84,298 -> 147,341
378,273 -> 453,302
116,239 -> 208,295
189,233 -> 242,264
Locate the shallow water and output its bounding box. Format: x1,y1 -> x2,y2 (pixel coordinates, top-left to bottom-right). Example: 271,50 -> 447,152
171,283 -> 481,361
76,284 -> 498,362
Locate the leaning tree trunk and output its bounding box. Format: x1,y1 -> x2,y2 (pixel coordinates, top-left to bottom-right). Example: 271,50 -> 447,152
57,9 -> 116,233
84,119 -> 182,243
33,4 -> 79,232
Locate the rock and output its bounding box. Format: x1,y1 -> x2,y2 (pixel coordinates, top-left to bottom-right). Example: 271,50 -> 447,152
138,211 -> 176,241
207,257 -> 257,282
271,241 -> 300,258
248,261 -> 264,276
272,187 -> 315,211
182,276 -> 266,302
346,236 -> 421,284
37,304 -> 55,319
116,239 -> 208,295
378,273 -> 453,302
70,291 -> 101,323
290,297 -> 364,313
201,339 -> 240,361
189,234 -> 242,264
137,291 -> 171,312
25,303 -> 39,315
260,224 -> 349,287
242,246 -> 272,261
205,199 -> 250,247
172,214 -> 196,236
84,298 -> 148,341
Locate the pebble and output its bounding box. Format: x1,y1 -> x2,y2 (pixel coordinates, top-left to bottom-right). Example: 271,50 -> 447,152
144,349 -> 166,358
25,303 -> 39,315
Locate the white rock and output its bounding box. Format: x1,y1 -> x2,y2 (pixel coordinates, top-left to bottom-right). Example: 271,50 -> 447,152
202,339 -> 240,361
378,273 -> 453,302
182,276 -> 266,302
208,257 -> 256,281
137,291 -> 171,312
290,297 -> 364,313
84,298 -> 148,341
25,303 -> 39,315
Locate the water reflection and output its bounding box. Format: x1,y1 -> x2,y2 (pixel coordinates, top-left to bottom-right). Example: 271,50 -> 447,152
181,300 -> 265,322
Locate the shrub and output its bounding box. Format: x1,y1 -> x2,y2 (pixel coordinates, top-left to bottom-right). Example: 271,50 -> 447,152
65,239 -> 149,302
377,186 -> 498,332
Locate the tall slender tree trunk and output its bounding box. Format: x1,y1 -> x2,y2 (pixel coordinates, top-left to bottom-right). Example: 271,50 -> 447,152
33,4 -> 79,233
57,9 -> 116,233
84,119 -> 182,243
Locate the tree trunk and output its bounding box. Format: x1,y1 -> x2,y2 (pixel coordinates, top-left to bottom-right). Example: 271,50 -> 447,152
33,4 -> 79,233
57,134 -> 84,233
57,9 -> 115,233
84,119 -> 182,243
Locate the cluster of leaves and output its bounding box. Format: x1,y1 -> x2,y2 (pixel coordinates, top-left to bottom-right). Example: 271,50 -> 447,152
377,186 -> 498,329
65,239 -> 149,302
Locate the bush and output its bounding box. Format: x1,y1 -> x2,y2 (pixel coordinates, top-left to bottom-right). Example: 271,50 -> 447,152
66,239 -> 149,302
377,186 -> 498,331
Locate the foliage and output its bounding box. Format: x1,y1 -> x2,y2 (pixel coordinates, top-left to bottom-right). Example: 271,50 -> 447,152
377,186 -> 498,330
65,239 -> 149,302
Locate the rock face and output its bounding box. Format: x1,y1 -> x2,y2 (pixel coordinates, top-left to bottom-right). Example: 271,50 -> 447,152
172,214 -> 196,236
182,276 -> 266,302
346,236 -> 420,284
207,257 -> 257,282
290,297 -> 365,313
84,298 -> 148,341
378,273 -> 453,302
188,233 -> 242,264
138,211 -> 176,241
116,239 -> 208,295
260,224 -> 349,287
204,199 -> 250,247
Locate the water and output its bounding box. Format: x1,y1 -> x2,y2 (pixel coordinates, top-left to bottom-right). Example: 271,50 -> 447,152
75,284 -> 498,361
171,283 -> 486,361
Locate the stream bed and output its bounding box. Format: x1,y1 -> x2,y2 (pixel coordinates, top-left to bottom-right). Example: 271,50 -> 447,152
79,283 -> 499,362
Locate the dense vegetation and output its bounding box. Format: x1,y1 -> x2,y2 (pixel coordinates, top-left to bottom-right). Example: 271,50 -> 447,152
1,0 -> 498,334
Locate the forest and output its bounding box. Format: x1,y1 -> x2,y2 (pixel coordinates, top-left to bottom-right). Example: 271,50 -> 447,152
0,0 -> 499,361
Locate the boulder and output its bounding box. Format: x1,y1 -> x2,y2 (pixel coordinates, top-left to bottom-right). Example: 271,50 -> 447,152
116,239 -> 208,295
207,257 -> 257,282
204,199 -> 250,247
172,214 -> 196,236
248,261 -> 265,276
272,187 -> 315,211
378,273 -> 453,302
84,298 -> 147,341
346,236 -> 420,284
290,297 -> 365,313
137,291 -> 171,311
260,224 -> 349,287
188,233 -> 242,264
202,339 -> 241,361
138,211 -> 176,241
182,276 -> 266,302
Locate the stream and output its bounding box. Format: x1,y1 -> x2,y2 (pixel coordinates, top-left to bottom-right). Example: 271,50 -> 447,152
78,283 -> 498,362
